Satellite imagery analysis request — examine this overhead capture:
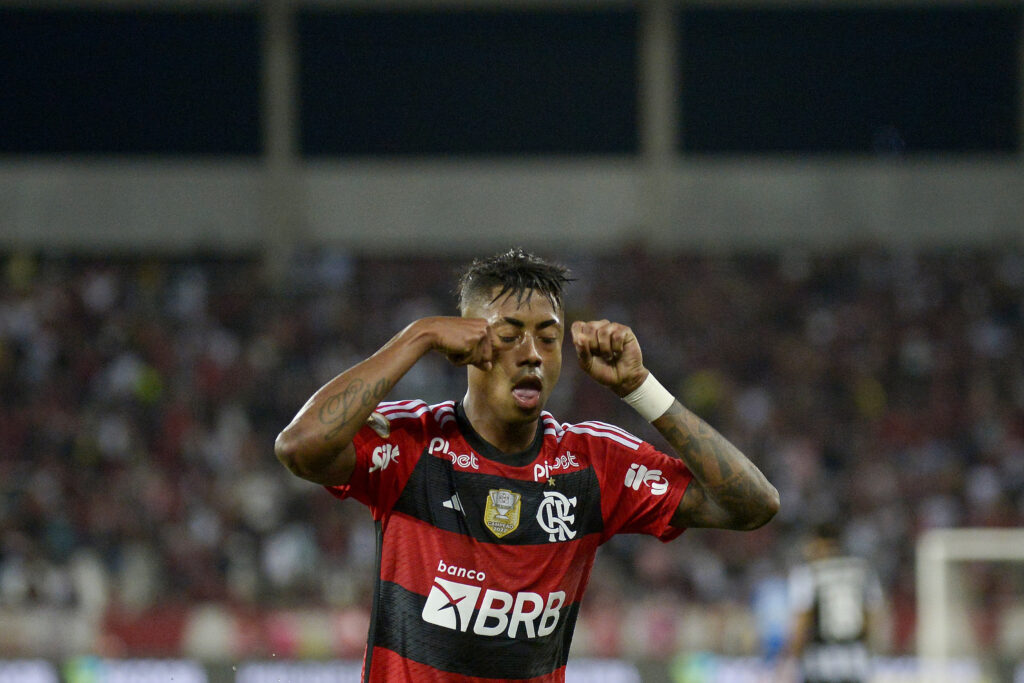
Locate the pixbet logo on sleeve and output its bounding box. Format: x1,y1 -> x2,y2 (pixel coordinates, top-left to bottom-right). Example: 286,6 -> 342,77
422,561 -> 566,639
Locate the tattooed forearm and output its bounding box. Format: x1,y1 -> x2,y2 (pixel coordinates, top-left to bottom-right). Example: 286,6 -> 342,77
318,377 -> 392,440
656,402 -> 779,529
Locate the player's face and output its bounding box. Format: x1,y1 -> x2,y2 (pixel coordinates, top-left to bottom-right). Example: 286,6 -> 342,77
465,288 -> 563,424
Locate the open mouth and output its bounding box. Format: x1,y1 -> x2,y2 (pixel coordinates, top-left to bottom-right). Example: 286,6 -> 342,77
511,375 -> 543,410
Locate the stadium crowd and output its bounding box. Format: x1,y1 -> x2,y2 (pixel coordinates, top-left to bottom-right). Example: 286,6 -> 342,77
0,247 -> 1022,658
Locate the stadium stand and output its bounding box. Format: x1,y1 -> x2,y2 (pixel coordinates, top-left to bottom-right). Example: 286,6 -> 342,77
1,248 -> 1021,662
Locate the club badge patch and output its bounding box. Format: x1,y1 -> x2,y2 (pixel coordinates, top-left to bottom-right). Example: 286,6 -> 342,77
484,489 -> 522,538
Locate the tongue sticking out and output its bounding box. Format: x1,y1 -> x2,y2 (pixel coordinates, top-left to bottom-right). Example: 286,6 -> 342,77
512,387 -> 541,410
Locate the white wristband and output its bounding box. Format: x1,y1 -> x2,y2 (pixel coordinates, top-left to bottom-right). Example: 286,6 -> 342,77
621,373 -> 675,422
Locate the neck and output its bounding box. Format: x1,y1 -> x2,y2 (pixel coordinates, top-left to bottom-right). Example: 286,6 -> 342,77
461,394 -> 538,453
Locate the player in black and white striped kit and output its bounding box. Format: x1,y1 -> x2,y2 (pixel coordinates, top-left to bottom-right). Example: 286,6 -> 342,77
785,524 -> 885,683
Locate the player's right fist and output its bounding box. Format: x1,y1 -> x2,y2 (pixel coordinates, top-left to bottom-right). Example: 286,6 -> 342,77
420,316 -> 494,370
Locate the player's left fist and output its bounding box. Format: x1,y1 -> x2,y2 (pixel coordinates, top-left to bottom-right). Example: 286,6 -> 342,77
570,320 -> 648,396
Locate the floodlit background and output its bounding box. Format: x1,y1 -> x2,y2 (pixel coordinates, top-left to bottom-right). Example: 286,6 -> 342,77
1,0 -> 1023,681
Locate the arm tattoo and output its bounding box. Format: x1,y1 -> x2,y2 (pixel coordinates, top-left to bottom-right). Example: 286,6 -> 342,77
318,377 -> 392,440
658,402 -> 777,529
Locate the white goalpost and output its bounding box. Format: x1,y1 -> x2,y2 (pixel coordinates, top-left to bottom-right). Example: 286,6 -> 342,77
916,527 -> 1024,682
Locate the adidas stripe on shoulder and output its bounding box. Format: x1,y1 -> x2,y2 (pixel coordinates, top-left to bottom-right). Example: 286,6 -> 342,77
541,412 -> 563,438
563,420 -> 642,451
375,399 -> 430,421
373,399 -> 460,430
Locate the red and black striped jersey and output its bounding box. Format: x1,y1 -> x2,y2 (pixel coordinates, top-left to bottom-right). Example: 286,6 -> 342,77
328,400 -> 693,682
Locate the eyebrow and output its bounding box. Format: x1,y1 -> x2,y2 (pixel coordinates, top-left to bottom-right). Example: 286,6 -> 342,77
500,316 -> 561,330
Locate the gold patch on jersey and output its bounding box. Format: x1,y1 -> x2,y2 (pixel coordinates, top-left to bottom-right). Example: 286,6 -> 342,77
366,411 -> 391,438
484,489 -> 522,538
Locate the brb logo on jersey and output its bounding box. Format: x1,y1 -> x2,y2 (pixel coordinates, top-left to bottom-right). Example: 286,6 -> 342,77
369,444 -> 399,473
624,463 -> 668,495
536,491 -> 577,542
422,561 -> 566,639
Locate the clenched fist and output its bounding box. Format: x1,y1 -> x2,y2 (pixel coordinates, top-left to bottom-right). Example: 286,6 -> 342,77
419,316 -> 494,371
570,320 -> 648,397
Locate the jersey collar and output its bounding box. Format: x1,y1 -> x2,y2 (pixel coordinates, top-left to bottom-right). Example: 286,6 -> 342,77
454,402 -> 544,468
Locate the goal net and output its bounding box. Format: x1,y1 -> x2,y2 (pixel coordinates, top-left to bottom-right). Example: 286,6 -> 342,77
916,528 -> 1024,682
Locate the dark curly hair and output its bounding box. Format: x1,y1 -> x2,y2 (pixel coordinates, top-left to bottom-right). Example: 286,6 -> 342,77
456,248 -> 573,314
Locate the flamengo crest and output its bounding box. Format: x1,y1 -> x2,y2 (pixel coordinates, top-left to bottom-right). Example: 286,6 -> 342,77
536,491 -> 577,542
484,489 -> 522,538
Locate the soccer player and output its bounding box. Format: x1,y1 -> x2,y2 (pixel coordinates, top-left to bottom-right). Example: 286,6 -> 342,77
275,248 -> 780,682
785,523 -> 885,683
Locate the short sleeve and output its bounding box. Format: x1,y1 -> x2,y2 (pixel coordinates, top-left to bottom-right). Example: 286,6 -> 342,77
593,435 -> 692,543
324,400 -> 431,520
